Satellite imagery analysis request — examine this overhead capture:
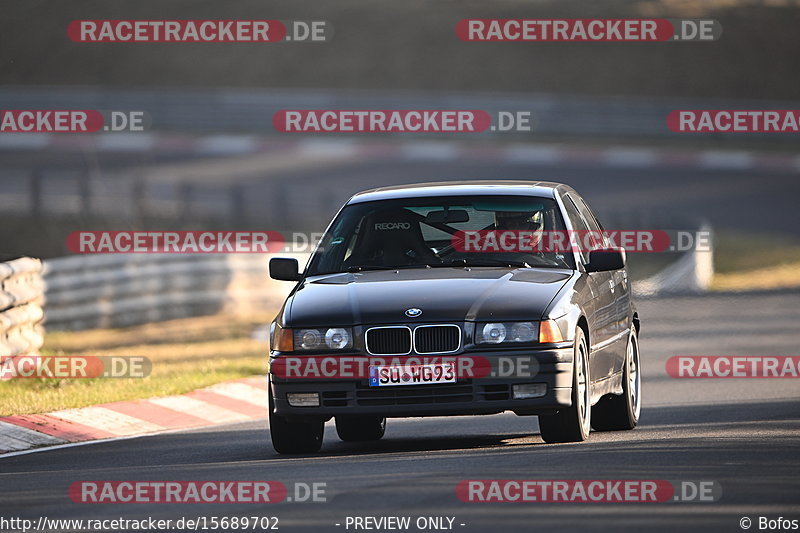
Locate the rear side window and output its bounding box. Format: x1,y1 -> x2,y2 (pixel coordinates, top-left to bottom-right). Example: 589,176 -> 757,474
563,194 -> 606,264
562,195 -> 588,232
575,196 -> 604,233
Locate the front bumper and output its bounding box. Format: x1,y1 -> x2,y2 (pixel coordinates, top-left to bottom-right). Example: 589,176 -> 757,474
269,346 -> 574,419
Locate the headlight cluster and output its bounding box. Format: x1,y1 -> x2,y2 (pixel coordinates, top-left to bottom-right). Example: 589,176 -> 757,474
294,327 -> 353,351
476,322 -> 538,344
271,324 -> 354,352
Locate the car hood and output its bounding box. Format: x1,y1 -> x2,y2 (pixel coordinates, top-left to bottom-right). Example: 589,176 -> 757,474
284,268 -> 574,326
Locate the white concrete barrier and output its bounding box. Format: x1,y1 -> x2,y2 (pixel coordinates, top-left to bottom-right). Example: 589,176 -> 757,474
0,257 -> 44,355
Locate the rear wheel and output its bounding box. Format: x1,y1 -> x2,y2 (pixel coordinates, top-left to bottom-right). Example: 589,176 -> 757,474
336,415 -> 386,441
538,328 -> 591,443
592,328 -> 641,431
268,386 -> 324,454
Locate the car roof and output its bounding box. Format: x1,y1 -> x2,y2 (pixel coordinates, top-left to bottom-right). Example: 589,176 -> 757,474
347,180 -> 574,204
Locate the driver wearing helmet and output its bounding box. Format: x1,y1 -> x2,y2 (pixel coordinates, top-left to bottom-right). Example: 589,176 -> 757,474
494,210 -> 546,251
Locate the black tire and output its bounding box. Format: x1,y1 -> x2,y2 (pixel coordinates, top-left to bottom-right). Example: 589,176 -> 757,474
268,386 -> 324,454
538,328 -> 591,443
336,416 -> 386,442
592,328 -> 641,431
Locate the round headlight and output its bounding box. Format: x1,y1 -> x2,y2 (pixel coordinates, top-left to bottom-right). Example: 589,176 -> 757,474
299,329 -> 322,350
511,322 -> 536,342
482,323 -> 507,344
325,328 -> 351,349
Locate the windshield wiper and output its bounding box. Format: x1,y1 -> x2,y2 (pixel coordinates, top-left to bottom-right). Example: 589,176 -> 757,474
430,259 -> 531,268
345,264 -> 432,272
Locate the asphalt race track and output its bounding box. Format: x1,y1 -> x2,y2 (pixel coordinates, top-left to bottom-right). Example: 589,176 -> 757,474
1,290 -> 798,533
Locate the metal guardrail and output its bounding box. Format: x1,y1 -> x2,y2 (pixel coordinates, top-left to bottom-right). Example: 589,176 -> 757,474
0,257 -> 45,356
42,253 -> 309,331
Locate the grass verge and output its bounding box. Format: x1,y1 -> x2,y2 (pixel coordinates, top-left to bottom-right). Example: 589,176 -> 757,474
0,312 -> 274,416
712,232 -> 800,291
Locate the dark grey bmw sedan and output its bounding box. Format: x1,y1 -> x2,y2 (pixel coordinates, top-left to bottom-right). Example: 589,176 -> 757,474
268,181 -> 641,453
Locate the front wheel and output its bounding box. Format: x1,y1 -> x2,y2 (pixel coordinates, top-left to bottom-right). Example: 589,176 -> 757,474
336,416 -> 386,441
592,328 -> 641,431
538,328 -> 591,443
268,386 -> 324,454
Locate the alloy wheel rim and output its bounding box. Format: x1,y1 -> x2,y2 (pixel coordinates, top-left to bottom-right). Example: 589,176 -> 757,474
577,343 -> 589,431
628,336 -> 641,418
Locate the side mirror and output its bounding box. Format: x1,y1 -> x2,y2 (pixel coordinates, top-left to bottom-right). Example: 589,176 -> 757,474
269,257 -> 302,281
585,248 -> 626,273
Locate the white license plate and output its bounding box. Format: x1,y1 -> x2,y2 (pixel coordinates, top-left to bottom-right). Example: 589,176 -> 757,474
369,363 -> 456,387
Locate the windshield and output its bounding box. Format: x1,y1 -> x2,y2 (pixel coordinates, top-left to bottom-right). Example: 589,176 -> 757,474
306,195 -> 575,275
